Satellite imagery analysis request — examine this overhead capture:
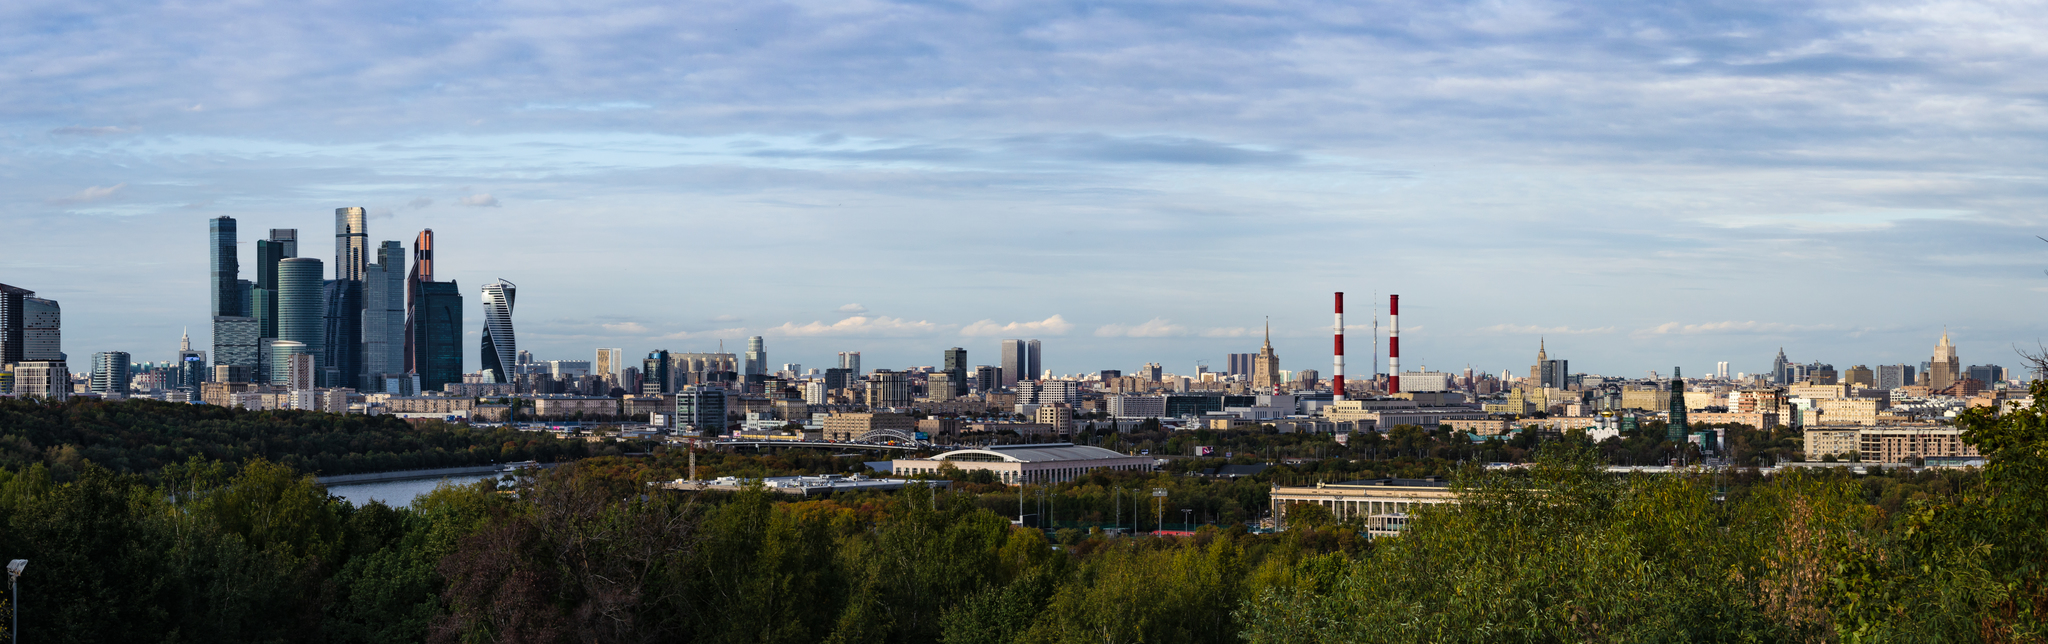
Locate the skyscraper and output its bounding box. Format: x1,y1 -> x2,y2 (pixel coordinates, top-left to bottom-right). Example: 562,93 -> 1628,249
1529,339 -> 1568,389
408,281 -> 462,393
1930,331 -> 1961,391
642,350 -> 671,395
838,351 -> 861,376
277,257 -> 326,378
322,278 -> 362,388
1000,340 -> 1025,388
942,347 -> 968,396
253,238 -> 285,339
177,329 -> 207,389
1667,367 -> 1688,442
335,207 -> 369,282
480,279 -> 518,383
212,316 -> 259,376
209,216 -> 239,317
1226,353 -> 1254,378
1027,339 -> 1041,380
744,336 -> 766,376
360,241 -> 406,389
1771,348 -> 1791,385
1252,321 -> 1281,391
596,348 -> 624,386
269,228 -> 298,258
90,351 -> 130,394
0,283 -> 32,364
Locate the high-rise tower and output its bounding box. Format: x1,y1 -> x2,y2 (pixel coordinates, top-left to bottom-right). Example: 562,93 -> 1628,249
209,217 -> 240,317
743,336 -> 767,376
1252,319 -> 1281,391
1667,367 -> 1688,442
1930,330 -> 1961,391
334,207 -> 369,282
277,257 -> 326,378
943,347 -> 968,397
480,279 -> 517,383
1000,340 -> 1024,388
0,283 -> 29,364
360,240 -> 406,389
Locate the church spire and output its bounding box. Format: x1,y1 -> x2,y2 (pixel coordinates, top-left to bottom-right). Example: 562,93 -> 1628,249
180,327 -> 190,352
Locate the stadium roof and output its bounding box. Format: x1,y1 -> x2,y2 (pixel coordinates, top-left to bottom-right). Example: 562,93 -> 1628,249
930,443 -> 1137,463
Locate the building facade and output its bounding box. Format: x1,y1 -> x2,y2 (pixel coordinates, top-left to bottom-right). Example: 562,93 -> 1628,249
891,443 -> 1152,485
480,279 -> 518,383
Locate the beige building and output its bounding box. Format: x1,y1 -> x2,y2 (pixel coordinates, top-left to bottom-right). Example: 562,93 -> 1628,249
1251,323 -> 1282,391
1444,418 -> 1512,436
822,412 -> 917,441
374,395 -> 478,414
1802,427 -> 1862,459
1930,331 -> 1961,391
530,395 -> 619,418
1815,398 -> 1881,426
1689,411 -> 1781,430
891,443 -> 1153,485
1034,403 -> 1075,433
1860,427 -> 1980,464
1269,478 -> 1459,537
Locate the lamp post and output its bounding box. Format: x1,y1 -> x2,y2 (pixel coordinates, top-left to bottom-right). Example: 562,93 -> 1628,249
7,559 -> 23,644
1181,508 -> 1192,531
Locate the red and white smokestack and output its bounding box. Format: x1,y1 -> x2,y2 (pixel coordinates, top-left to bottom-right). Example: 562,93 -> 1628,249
1333,292 -> 1346,401
1388,294 -> 1400,394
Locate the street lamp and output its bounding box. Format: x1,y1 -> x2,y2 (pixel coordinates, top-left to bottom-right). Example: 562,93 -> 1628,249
7,559 -> 23,644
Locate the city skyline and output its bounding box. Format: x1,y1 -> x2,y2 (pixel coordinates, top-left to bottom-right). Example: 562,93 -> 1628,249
10,1 -> 2048,377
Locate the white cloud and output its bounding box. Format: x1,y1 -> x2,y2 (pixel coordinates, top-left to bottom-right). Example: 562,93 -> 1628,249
460,193 -> 500,207
601,322 -> 650,334
1478,324 -> 1616,335
960,315 -> 1074,337
1633,321 -> 1839,337
46,183 -> 125,205
837,303 -> 868,314
656,326 -> 751,340
765,316 -> 946,337
1094,318 -> 1188,337
1201,327 -> 1252,338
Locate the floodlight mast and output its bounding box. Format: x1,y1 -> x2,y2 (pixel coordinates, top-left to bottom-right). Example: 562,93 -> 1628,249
7,559 -> 23,644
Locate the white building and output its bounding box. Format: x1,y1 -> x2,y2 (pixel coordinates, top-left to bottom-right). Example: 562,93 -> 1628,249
892,443 -> 1153,485
1109,394 -> 1166,418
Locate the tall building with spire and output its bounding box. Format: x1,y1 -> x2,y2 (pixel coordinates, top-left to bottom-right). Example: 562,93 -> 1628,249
177,328 -> 207,390
1252,319 -> 1281,391
1930,330 -> 1961,391
1529,339 -> 1568,389
1667,367 -> 1688,442
1772,348 -> 1791,385
480,279 -> 518,383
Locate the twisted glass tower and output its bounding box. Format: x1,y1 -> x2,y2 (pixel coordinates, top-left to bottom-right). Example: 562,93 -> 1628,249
480,279 -> 517,383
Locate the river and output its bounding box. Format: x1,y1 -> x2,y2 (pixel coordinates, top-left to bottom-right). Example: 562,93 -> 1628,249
324,474 -> 506,507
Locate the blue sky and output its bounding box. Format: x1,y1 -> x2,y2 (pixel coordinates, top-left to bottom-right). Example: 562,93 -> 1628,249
5,0 -> 2046,379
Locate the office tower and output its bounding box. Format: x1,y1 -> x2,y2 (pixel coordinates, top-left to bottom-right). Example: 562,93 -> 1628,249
744,336 -> 766,376
642,350 -> 671,395
479,280 -> 517,384
90,351 -> 131,394
596,348 -> 624,384
927,372 -> 955,402
321,278 -> 362,388
865,369 -> 912,408
1667,367 -> 1688,442
22,295 -> 60,361
668,352 -> 737,387
1000,340 -> 1025,388
210,216 -> 240,317
276,258 -> 325,375
177,329 -> 207,388
269,228 -> 298,258
1716,362 -> 1730,380
1930,331 -> 1961,390
1252,321 -> 1281,391
1027,339 -> 1041,380
283,350 -> 316,391
13,360 -> 67,401
1771,348 -> 1790,385
1529,339 -> 1568,389
838,351 -> 861,376
253,240 -> 283,339
360,241 -> 406,390
974,365 -> 1000,392
1227,353 -> 1254,378
676,386 -> 727,433
1967,364 -> 2003,386
1142,362 -> 1162,382
1845,365 -> 1875,388
334,207 -> 369,281
404,281 -> 462,393
1876,364 -> 1911,390
824,367 -> 854,393
0,283 -> 32,364
942,347 -> 968,396
212,316 -> 259,372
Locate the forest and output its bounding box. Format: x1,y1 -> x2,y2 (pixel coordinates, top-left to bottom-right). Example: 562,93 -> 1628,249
0,387 -> 2041,642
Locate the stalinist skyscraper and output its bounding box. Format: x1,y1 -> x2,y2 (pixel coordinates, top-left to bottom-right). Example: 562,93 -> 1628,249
1929,330 -> 1961,391
1252,319 -> 1281,391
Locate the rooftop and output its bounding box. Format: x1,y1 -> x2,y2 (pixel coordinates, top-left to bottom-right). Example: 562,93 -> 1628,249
923,442 -> 1139,463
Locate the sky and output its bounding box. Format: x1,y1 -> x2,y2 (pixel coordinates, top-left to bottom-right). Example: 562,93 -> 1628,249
5,0 -> 2048,380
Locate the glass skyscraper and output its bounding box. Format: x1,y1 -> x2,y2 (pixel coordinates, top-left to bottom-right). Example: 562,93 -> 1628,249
90,351 -> 131,394
277,257 -> 326,377
322,279 -> 362,389
361,241 -> 406,390
409,281 -> 462,392
209,216 -> 239,317
334,207 -> 368,282
480,280 -> 517,383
